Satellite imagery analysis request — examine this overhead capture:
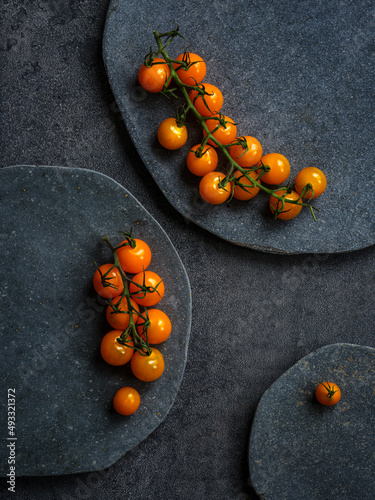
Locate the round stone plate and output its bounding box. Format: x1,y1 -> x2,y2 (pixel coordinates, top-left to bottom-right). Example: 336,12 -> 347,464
248,343 -> 375,500
102,0 -> 374,254
0,165 -> 191,476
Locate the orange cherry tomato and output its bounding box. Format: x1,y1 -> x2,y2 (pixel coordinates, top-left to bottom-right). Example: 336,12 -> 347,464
137,309 -> 172,344
233,170 -> 261,201
189,83 -> 223,117
138,57 -> 170,93
116,238 -> 152,274
315,382 -> 341,406
173,52 -> 206,85
93,263 -> 124,299
203,114 -> 237,146
257,153 -> 291,185
131,347 -> 165,382
269,189 -> 303,220
113,387 -> 140,415
157,118 -> 188,150
229,136 -> 263,168
199,171 -> 232,205
106,295 -> 140,330
186,144 -> 218,176
294,167 -> 327,199
129,271 -> 165,307
100,330 -> 134,366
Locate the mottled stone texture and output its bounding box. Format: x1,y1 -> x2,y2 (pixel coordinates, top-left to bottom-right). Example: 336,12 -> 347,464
249,344 -> 375,500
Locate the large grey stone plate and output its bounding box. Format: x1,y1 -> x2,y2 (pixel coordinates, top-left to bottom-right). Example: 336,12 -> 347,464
0,165 -> 191,476
103,0 -> 375,254
248,343 -> 375,500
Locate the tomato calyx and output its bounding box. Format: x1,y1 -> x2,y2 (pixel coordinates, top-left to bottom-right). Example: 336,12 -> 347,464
175,105 -> 188,129
128,274 -> 164,302
230,172 -> 257,191
269,186 -> 319,221
230,136 -> 249,159
269,187 -> 299,219
189,83 -> 216,114
134,310 -> 152,344
145,26 -> 183,66
315,381 -> 341,406
115,228 -> 137,249
320,382 -> 339,399
115,329 -> 133,348
298,182 -> 315,200
94,262 -> 121,292
255,160 -> 271,179
173,50 -> 202,73
190,144 -> 208,159
146,27 -> 324,220
204,113 -> 235,132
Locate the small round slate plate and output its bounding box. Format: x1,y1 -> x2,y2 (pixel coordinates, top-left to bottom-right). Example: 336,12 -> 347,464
0,165 -> 191,476
103,0 -> 375,254
248,343 -> 375,500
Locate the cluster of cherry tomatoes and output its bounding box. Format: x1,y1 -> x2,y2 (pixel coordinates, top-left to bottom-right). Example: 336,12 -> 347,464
138,30 -> 327,220
315,382 -> 341,406
93,231 -> 171,416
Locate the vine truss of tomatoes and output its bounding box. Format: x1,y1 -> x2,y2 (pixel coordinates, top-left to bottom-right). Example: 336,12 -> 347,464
93,229 -> 171,415
138,26 -> 327,221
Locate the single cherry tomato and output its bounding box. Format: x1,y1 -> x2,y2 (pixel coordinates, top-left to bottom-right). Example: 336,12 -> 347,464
100,330 -> 134,366
186,144 -> 218,176
113,387 -> 140,415
203,114 -> 237,146
173,52 -> 206,85
157,117 -> 188,150
229,136 -> 263,168
269,189 -> 303,220
131,347 -> 165,382
189,83 -> 223,117
129,271 -> 165,307
116,238 -> 152,274
106,295 -> 140,330
93,263 -> 124,299
256,153 -> 291,185
233,170 -> 261,201
138,57 -> 170,93
199,171 -> 232,205
315,382 -> 341,406
137,309 -> 172,344
294,167 -> 327,199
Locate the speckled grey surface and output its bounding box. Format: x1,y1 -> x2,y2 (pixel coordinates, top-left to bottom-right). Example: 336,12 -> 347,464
1,2 -> 375,499
248,343 -> 375,500
103,0 -> 375,254
0,165 -> 191,476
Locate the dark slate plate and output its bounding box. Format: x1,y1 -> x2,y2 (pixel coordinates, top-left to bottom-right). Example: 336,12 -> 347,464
248,343 -> 375,500
0,165 -> 191,476
102,0 -> 375,254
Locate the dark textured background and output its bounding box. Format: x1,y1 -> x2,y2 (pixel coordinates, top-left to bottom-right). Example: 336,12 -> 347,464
1,1 -> 374,499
